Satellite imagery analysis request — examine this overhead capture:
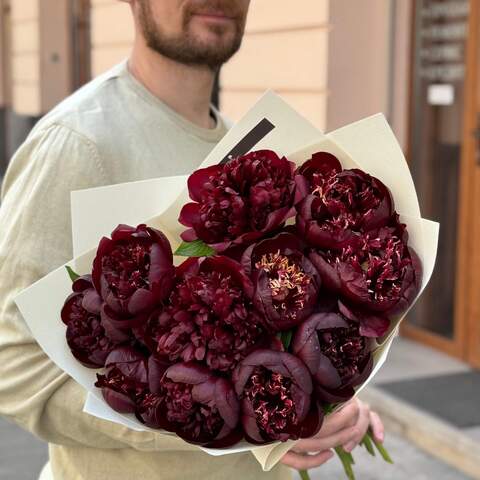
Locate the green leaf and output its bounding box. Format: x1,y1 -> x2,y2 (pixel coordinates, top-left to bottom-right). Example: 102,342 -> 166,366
174,240 -> 216,257
323,404 -> 336,416
279,330 -> 293,351
65,265 -> 80,282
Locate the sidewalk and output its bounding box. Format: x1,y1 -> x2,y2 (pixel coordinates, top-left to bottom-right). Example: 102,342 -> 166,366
359,336 -> 480,479
296,430 -> 473,480
0,336 -> 477,480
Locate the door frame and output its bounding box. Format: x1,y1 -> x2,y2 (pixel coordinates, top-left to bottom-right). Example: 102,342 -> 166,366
401,0 -> 478,365
464,0 -> 480,368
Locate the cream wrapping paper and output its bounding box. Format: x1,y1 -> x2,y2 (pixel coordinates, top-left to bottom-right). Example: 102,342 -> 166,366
15,92 -> 439,471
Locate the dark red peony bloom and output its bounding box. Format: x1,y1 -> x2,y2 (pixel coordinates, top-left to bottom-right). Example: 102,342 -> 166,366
296,151 -> 342,190
233,349 -> 322,444
297,157 -> 394,250
292,307 -> 374,404
61,275 -> 115,368
179,150 -> 305,252
309,218 -> 422,316
146,256 -> 265,372
92,224 -> 175,330
95,347 -> 149,413
138,362 -> 241,447
241,233 -> 321,331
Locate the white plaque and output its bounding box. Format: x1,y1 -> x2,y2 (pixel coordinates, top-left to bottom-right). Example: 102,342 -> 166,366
427,84 -> 455,105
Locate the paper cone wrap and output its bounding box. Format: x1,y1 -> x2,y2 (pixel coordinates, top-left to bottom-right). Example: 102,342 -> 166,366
15,92 -> 439,471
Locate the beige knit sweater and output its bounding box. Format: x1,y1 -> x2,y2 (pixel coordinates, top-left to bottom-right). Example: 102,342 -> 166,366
0,61 -> 292,480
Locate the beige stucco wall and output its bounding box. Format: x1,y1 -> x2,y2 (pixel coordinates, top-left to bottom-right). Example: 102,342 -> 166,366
9,0 -> 73,116
10,0 -> 41,115
90,0 -> 134,77
391,0 -> 413,152
221,0 -> 411,151
0,0 -> 11,108
39,0 -> 73,113
327,0 -> 412,150
326,0 -> 392,131
220,0 -> 330,131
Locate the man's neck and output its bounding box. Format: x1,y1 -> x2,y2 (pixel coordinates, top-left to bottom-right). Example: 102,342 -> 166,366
128,41 -> 217,130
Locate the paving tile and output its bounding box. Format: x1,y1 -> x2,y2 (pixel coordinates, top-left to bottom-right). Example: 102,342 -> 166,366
0,418 -> 47,480
370,336 -> 470,385
294,431 -> 474,480
465,426 -> 480,443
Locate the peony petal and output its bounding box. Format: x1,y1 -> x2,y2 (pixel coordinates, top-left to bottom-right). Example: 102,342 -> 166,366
165,362 -> 211,385
359,313 -> 390,337
180,228 -> 198,242
315,384 -> 355,404
214,378 -> 240,429
187,165 -> 222,202
298,401 -> 323,439
148,356 -> 169,394
128,288 -> 157,316
309,251 -> 342,292
263,206 -> 296,233
110,224 -> 138,241
313,352 -> 342,389
241,399 -> 265,444
178,202 -> 201,228
101,387 -> 136,414
81,289 -> 103,315
72,274 -> 93,293
290,384 -> 311,421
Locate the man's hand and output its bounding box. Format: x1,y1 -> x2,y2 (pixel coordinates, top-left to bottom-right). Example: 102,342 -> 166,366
280,398 -> 385,470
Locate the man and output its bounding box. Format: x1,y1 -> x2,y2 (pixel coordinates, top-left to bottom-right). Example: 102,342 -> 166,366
0,1 -> 384,479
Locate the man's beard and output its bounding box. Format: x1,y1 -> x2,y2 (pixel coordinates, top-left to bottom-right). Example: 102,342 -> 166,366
138,0 -> 245,70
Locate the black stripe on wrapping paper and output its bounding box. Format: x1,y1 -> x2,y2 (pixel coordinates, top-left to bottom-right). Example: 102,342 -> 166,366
219,118 -> 275,164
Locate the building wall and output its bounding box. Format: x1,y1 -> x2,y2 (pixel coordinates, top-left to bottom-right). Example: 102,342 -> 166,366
39,0 -> 73,112
0,0 -> 11,109
221,0 -> 412,151
4,0 -> 412,147
326,0 -> 392,131
8,0 -> 73,116
10,0 -> 41,115
391,0 -> 413,152
90,0 -> 134,77
220,0 -> 330,131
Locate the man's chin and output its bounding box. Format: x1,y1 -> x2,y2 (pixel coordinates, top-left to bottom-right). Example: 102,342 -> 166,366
189,20 -> 238,43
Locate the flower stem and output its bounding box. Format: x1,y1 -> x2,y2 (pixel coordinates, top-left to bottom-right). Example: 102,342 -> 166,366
334,446 -> 355,480
298,469 -> 311,480
369,431 -> 393,464
361,432 -> 376,456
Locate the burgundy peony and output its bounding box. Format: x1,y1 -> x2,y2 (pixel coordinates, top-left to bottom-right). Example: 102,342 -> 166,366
93,224 -> 175,329
138,362 -> 241,447
95,347 -> 148,413
233,349 -> 322,444
61,275 -> 115,368
147,256 -> 265,372
297,157 -> 394,250
179,150 -> 305,252
241,232 -> 321,331
296,151 -> 342,190
292,308 -> 374,404
309,218 -> 422,316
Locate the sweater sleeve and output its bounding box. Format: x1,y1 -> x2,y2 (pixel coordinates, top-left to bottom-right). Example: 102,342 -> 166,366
0,124 -> 197,452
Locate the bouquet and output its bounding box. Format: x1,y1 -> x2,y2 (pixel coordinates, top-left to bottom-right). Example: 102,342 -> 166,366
15,93 -> 439,479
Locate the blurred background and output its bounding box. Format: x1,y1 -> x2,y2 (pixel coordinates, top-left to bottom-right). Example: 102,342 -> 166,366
0,0 -> 479,479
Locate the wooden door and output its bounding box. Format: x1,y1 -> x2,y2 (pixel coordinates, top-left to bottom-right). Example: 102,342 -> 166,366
464,0 -> 480,368
402,0 -> 480,366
